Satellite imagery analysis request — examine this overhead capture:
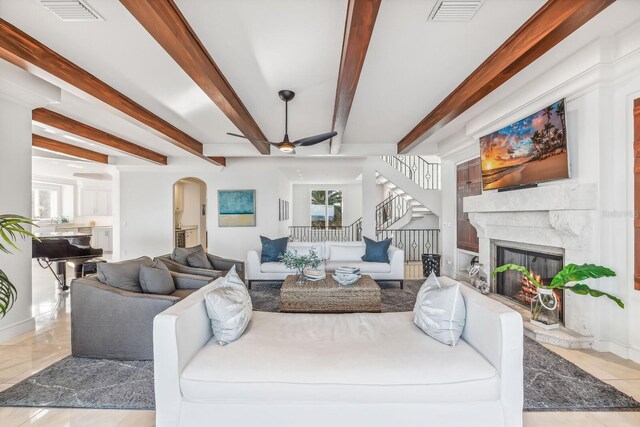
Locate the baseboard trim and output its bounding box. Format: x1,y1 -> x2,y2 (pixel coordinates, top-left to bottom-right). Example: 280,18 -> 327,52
592,339 -> 640,364
0,317 -> 35,343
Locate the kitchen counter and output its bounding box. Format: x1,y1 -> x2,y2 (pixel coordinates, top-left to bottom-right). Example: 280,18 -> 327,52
35,232 -> 92,239
176,225 -> 198,231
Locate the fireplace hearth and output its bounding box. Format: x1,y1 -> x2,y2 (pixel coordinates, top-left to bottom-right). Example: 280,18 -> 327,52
494,245 -> 564,322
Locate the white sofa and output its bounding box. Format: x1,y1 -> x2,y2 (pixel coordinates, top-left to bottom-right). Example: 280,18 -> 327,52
153,276 -> 524,427
246,241 -> 405,288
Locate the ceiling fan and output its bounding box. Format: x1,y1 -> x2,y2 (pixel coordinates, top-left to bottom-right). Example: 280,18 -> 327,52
227,90 -> 337,154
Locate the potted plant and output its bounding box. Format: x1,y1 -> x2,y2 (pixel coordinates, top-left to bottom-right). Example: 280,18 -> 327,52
0,214 -> 37,318
280,249 -> 322,285
493,263 -> 622,329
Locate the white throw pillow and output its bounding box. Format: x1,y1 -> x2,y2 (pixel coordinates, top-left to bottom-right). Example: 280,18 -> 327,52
329,244 -> 365,261
413,274 -> 466,347
204,265 -> 252,346
415,272 -> 441,302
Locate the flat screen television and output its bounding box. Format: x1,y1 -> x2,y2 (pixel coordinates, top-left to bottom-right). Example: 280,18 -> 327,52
479,99 -> 569,190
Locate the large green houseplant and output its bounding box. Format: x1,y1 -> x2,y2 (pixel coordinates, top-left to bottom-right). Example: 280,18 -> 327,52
0,214 -> 37,318
493,263 -> 622,329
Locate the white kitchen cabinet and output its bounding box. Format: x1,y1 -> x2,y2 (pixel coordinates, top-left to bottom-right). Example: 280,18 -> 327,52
185,228 -> 198,247
81,190 -> 112,216
93,227 -> 113,252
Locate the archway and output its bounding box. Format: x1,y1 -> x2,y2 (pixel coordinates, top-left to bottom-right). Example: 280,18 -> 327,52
173,177 -> 207,249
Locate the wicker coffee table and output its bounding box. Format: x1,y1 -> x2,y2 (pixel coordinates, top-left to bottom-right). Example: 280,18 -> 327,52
279,274 -> 381,313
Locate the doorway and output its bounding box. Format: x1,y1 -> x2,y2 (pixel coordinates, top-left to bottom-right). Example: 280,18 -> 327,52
173,178 -> 207,249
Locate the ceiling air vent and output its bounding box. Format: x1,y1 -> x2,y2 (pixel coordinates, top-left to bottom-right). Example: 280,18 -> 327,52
428,0 -> 484,22
37,0 -> 103,22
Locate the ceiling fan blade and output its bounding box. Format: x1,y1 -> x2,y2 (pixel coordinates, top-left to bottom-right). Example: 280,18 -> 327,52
226,132 -> 249,139
226,132 -> 273,145
293,131 -> 338,147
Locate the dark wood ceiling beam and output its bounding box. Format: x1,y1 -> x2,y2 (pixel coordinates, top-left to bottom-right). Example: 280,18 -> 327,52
207,157 -> 226,167
32,134 -> 109,164
330,0 -> 381,155
120,0 -> 270,155
0,18 -> 225,165
397,0 -> 615,154
33,108 -> 168,165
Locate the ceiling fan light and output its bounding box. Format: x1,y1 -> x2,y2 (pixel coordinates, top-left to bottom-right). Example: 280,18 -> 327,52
278,142 -> 295,153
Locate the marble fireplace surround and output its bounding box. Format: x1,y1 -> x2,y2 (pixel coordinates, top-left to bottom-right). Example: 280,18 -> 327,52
464,182 -> 598,342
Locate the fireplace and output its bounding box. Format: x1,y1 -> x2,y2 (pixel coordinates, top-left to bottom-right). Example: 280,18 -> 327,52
494,245 -> 564,322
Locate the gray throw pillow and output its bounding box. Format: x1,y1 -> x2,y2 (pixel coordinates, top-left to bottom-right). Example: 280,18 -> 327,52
413,275 -> 466,347
96,256 -> 153,293
187,249 -> 214,269
171,245 -> 204,266
152,258 -> 170,271
139,265 -> 175,295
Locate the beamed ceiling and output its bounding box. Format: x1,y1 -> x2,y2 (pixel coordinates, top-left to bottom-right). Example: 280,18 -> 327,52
1,0 -> 639,165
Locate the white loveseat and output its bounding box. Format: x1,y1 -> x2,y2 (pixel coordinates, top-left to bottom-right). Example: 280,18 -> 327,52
153,276 -> 524,427
246,241 -> 405,287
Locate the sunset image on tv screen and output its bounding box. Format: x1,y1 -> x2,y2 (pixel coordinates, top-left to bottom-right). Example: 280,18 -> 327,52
479,100 -> 569,190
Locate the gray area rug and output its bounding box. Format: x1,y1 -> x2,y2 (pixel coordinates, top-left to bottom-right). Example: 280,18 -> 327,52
0,357 -> 154,410
1,279 -> 638,411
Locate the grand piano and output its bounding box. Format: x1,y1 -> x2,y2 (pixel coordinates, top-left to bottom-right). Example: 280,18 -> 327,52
32,232 -> 103,291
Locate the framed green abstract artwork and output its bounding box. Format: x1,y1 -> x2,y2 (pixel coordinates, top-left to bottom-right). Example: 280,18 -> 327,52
218,190 -> 256,227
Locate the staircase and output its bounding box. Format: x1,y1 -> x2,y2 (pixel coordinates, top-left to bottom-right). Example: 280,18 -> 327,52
374,156 -> 442,260
374,156 -> 442,217
375,175 -> 435,227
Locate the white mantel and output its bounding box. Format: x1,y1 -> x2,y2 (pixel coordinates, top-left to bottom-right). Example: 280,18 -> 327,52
463,182 -> 599,338
465,182 -> 597,252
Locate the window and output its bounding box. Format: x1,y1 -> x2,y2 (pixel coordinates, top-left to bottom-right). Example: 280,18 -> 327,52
32,184 -> 61,220
311,190 -> 342,228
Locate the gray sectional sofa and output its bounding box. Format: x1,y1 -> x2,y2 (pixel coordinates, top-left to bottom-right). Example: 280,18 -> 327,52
158,245 -> 245,281
70,256 -> 215,360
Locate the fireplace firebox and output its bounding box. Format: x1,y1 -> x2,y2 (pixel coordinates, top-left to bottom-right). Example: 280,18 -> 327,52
495,245 -> 564,322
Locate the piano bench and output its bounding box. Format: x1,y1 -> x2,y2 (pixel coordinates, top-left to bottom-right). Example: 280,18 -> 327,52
68,258 -> 106,279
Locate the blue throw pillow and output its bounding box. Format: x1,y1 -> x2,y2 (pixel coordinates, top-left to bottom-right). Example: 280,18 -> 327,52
260,236 -> 288,263
362,236 -> 392,263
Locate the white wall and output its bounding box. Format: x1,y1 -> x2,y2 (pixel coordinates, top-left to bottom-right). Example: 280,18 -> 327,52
117,158 -> 294,261
0,97 -> 35,341
276,172 -> 291,237
0,61 -> 60,341
116,157 -> 384,262
291,183 -> 362,227
437,21 -> 640,361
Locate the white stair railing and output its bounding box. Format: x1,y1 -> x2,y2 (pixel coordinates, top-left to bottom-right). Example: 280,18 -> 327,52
380,156 -> 441,190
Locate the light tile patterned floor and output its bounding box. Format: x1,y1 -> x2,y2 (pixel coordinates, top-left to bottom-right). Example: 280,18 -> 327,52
1,262 -> 640,425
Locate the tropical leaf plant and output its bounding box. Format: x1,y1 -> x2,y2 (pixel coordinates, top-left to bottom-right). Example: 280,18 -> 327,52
0,214 -> 38,318
493,263 -> 623,309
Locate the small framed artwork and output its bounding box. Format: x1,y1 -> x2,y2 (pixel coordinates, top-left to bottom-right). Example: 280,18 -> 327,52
284,200 -> 289,220
218,190 -> 256,227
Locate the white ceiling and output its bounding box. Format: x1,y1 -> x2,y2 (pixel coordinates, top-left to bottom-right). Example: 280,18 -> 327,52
1,0 -> 638,162
176,0 -> 346,145
0,0 -> 248,152
343,0 -> 545,145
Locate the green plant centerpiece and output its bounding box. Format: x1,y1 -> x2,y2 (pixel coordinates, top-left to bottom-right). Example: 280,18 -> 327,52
0,214 -> 38,318
280,249 -> 322,285
493,263 -> 622,330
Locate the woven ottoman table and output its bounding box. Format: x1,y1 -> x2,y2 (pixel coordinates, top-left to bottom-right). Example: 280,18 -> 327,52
279,274 -> 381,313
